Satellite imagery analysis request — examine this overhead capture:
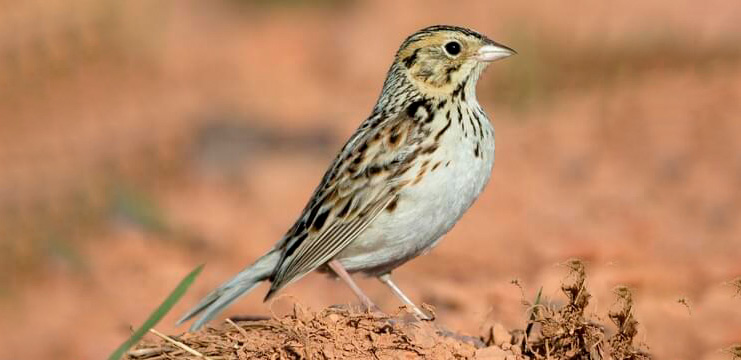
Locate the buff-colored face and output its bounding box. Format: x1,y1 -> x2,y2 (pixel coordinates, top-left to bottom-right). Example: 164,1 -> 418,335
396,27 -> 515,96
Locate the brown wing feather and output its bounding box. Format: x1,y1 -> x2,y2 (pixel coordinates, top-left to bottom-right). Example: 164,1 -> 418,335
265,104 -> 432,299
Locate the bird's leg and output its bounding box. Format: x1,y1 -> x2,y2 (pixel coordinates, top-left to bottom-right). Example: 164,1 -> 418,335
328,259 -> 377,311
378,273 -> 431,320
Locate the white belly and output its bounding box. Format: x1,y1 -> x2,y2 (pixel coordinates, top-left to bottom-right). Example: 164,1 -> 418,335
337,116 -> 495,275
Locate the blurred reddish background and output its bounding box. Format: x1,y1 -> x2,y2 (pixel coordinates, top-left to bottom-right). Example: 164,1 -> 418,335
1,0 -> 740,359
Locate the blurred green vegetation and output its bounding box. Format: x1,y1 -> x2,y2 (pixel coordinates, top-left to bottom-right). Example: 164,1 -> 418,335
0,178 -> 170,293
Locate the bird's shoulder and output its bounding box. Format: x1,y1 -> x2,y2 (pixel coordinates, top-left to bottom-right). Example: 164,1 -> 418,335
272,98 -> 440,261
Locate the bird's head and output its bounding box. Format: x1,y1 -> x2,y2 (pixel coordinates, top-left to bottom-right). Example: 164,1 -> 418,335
393,25 -> 515,98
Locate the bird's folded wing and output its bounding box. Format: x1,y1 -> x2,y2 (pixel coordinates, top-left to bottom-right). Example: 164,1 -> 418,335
277,191 -> 394,287
266,108 -> 429,297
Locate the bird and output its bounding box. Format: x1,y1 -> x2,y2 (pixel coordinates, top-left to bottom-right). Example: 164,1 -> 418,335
178,25 -> 515,331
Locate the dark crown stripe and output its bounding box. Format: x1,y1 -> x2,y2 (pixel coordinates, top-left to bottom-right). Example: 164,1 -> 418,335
398,25 -> 488,52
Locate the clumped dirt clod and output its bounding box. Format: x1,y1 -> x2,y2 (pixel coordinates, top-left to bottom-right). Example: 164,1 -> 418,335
608,287 -> 650,360
519,259 -> 605,359
726,344 -> 741,360
727,277 -> 741,298
514,260 -> 650,360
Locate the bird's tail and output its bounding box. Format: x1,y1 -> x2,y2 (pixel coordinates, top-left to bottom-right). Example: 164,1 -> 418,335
177,249 -> 280,331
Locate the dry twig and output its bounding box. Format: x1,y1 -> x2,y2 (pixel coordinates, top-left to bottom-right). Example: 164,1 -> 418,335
148,328 -> 212,359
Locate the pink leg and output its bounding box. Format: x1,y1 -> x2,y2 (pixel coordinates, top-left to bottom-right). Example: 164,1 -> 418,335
328,260 -> 377,310
379,273 -> 430,320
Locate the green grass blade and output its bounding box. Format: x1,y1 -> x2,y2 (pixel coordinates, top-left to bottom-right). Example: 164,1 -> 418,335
525,286 -> 543,338
107,264 -> 204,360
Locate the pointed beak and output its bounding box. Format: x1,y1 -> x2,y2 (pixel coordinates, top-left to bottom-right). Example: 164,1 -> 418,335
475,42 -> 517,62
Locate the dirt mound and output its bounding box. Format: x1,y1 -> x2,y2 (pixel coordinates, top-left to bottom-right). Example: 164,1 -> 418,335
127,305 -> 516,359
126,260 -> 650,360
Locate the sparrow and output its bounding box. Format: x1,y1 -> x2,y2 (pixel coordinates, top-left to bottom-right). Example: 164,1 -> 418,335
178,25 -> 515,331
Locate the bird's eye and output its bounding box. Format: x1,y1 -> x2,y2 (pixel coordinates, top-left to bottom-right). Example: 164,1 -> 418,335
444,41 -> 461,56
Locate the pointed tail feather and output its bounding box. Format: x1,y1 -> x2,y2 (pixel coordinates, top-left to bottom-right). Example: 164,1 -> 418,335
177,249 -> 280,331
